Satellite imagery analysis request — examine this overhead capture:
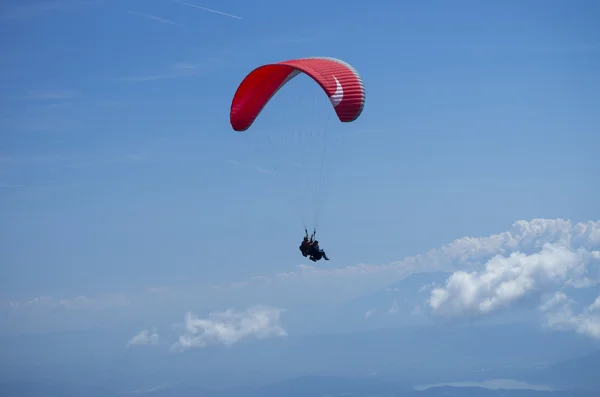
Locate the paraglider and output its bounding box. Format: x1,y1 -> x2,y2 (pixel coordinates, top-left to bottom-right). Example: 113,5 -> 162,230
299,231 -> 313,258
230,56 -> 365,131
229,57 -> 366,261
299,229 -> 330,262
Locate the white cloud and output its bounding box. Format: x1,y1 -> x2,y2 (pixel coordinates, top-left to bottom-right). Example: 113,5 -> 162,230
411,305 -> 424,316
171,305 -> 287,352
364,309 -> 376,319
7,218 -> 599,341
148,286 -> 170,294
9,293 -> 130,311
9,296 -> 54,310
388,300 -> 400,315
426,220 -> 600,318
541,292 -> 600,340
128,328 -> 159,346
5,117 -> 77,132
63,153 -> 147,168
230,219 -> 600,288
254,165 -> 276,175
59,293 -> 130,310
1,1 -> 91,20
428,244 -> 593,316
130,383 -> 169,393
419,282 -> 437,293
118,60 -> 214,82
176,2 -> 243,20
127,11 -> 177,25
21,90 -> 77,100
173,62 -> 198,71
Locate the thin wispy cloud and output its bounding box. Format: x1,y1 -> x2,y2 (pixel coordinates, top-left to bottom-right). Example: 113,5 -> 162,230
118,62 -> 204,82
285,37 -> 313,44
175,1 -> 242,20
95,100 -> 120,108
0,153 -> 147,174
388,300 -> 400,315
9,293 -> 130,311
7,218 -> 600,342
5,117 -> 77,132
130,383 -> 169,393
5,286 -> 182,314
39,102 -> 73,111
226,159 -> 276,175
0,153 -> 62,167
21,90 -> 77,100
127,10 -> 177,25
147,286 -> 183,299
254,165 -> 276,175
0,182 -> 26,189
128,328 -> 159,346
218,219 -> 600,336
1,0 -> 92,20
119,75 -> 171,82
173,62 -> 199,71
8,296 -> 53,310
63,153 -> 147,168
257,219 -> 599,285
463,41 -> 600,57
148,286 -> 170,294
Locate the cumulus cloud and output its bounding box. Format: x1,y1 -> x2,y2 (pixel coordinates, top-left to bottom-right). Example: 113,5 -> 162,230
128,328 -> 159,346
364,309 -> 376,319
7,218 -> 599,342
419,282 -> 438,293
171,305 -> 287,352
427,220 -> 600,318
229,219 -> 599,289
388,300 -> 400,315
541,292 -> 600,340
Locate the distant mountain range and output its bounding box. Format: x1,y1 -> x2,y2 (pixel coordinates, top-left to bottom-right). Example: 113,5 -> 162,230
334,271 -> 452,328
2,375 -> 599,397
1,271 -> 598,394
521,350 -> 600,391
332,270 -> 565,329
1,322 -> 598,393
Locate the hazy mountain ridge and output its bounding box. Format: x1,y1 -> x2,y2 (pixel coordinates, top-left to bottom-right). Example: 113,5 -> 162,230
2,376 -> 599,397
520,351 -> 600,391
335,271 -> 452,325
1,326 -> 598,393
2,271 -> 598,393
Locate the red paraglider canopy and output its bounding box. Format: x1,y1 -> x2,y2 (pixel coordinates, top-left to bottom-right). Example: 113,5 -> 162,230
230,57 -> 365,132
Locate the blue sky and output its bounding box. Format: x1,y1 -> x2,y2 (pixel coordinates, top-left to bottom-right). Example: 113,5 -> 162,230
1,0 -> 599,338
